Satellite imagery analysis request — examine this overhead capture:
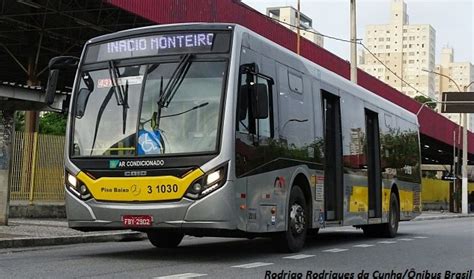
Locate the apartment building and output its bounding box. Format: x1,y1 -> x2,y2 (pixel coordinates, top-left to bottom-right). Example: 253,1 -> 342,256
266,6 -> 324,47
435,47 -> 474,131
359,0 -> 436,99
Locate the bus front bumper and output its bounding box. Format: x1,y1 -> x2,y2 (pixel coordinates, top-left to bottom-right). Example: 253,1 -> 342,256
65,182 -> 237,231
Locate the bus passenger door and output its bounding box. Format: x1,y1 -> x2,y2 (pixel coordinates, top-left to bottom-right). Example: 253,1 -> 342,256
322,92 -> 343,221
365,109 -> 382,219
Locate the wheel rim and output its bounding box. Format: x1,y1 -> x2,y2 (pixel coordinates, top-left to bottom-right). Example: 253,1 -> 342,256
290,203 -> 305,235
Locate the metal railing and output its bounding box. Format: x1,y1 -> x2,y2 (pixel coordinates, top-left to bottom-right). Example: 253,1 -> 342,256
9,131 -> 65,203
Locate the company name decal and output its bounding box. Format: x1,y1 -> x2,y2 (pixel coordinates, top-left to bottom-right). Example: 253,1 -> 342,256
109,159 -> 165,169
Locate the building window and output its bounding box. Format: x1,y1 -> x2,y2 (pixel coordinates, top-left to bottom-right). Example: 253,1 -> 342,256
386,45 -> 390,49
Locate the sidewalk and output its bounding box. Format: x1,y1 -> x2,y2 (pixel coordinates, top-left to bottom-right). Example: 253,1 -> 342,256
1,211 -> 472,249
413,211 -> 474,221
0,219 -> 145,249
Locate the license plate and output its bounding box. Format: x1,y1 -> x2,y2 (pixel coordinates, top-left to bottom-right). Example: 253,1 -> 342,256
122,215 -> 153,227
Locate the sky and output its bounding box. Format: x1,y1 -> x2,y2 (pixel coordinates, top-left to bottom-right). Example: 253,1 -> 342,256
242,0 -> 473,64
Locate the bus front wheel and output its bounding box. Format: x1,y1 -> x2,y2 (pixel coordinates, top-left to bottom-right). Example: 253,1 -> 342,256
147,230 -> 184,248
274,186 -> 308,253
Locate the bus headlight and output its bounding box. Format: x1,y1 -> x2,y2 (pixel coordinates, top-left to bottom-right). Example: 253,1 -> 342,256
67,174 -> 77,187
185,163 -> 228,199
65,172 -> 91,201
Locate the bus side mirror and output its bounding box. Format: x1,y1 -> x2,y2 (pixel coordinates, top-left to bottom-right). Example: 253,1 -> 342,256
251,83 -> 269,119
75,88 -> 92,118
45,56 -> 79,106
45,69 -> 59,105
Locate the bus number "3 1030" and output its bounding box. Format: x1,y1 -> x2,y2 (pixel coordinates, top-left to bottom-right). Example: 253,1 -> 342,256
147,184 -> 178,194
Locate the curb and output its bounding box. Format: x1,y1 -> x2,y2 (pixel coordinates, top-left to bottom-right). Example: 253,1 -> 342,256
413,214 -> 474,221
0,231 -> 146,249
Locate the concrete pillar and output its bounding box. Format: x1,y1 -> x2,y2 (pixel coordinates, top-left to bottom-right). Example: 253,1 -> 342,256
0,110 -> 14,225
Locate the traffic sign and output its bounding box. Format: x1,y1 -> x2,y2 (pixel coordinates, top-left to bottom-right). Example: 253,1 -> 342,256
441,92 -> 474,113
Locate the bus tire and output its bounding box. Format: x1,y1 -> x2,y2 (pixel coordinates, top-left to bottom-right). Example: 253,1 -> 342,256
381,192 -> 399,238
274,186 -> 308,252
147,230 -> 184,248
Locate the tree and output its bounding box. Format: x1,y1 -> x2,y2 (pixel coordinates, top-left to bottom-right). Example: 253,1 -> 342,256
39,112 -> 67,135
414,95 -> 436,109
14,111 -> 25,132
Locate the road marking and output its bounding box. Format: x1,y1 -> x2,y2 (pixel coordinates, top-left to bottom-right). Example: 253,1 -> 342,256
232,262 -> 274,269
322,248 -> 348,253
413,236 -> 428,239
283,254 -> 315,259
353,244 -> 375,248
154,273 -> 207,279
398,238 -> 414,241
377,241 -> 397,244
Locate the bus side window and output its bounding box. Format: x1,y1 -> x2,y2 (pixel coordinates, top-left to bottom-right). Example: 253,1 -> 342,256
237,65 -> 273,143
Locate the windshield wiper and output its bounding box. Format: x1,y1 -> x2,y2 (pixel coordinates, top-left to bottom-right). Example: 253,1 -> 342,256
89,63 -> 130,155
153,54 -> 192,130
157,53 -> 192,108
161,102 -> 208,118
108,61 -> 129,134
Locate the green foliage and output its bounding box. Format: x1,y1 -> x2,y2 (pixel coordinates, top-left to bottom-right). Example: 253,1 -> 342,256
414,95 -> 436,109
39,112 -> 67,135
14,111 -> 25,132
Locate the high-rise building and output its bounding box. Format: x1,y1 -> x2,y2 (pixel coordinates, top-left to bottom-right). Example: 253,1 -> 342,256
435,47 -> 474,131
359,0 -> 436,99
266,6 -> 324,47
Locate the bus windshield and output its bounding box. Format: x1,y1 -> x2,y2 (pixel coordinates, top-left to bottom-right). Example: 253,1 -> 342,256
71,60 -> 227,157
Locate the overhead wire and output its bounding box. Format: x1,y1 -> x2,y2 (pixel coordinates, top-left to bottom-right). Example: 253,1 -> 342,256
265,15 -> 433,99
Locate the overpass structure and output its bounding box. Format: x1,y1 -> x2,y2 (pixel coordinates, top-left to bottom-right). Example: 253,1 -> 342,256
0,82 -> 67,225
105,0 -> 474,165
0,82 -> 66,111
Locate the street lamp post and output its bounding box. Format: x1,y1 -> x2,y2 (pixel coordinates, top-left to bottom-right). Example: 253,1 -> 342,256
350,0 -> 357,83
423,68 -> 473,214
461,81 -> 474,214
296,0 -> 301,55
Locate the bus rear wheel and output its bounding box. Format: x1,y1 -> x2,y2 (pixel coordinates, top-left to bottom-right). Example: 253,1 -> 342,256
380,192 -> 399,237
274,186 -> 308,253
147,230 -> 184,248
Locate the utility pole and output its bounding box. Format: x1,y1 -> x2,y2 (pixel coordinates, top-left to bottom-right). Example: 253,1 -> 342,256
460,82 -> 474,214
350,0 -> 357,83
296,0 -> 301,55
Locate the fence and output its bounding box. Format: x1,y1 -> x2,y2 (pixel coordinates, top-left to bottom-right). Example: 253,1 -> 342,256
9,132 -> 65,203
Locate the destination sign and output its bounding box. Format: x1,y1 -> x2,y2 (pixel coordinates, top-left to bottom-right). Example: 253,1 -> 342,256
84,32 -> 230,63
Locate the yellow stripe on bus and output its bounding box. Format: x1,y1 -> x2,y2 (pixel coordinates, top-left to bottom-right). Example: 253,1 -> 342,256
77,168 -> 204,202
349,186 -> 414,213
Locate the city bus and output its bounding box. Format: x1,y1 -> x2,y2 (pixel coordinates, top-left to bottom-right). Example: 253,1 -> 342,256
46,23 -> 421,252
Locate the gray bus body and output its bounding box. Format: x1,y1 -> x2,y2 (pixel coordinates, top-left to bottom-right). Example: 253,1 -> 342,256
63,23 -> 421,248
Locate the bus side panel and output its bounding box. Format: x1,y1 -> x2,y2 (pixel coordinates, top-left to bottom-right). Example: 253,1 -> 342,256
391,117 -> 421,220
339,91 -> 370,226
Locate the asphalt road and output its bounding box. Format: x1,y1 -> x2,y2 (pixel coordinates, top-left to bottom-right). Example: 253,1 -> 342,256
0,218 -> 472,279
